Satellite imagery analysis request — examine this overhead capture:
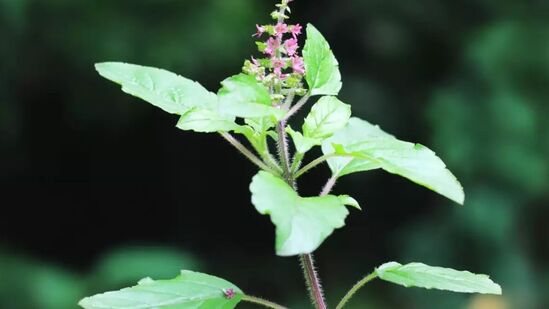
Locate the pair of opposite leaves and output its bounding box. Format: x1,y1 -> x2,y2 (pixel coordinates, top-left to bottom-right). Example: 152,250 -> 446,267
82,22 -> 498,309
94,24 -> 463,257
79,263 -> 501,309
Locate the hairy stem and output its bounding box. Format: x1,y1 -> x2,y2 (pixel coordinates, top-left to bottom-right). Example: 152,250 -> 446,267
259,135 -> 284,174
220,132 -> 278,174
320,174 -> 338,196
335,272 -> 378,309
290,152 -> 305,174
275,120 -> 328,309
276,121 -> 293,184
283,94 -> 310,122
300,254 -> 327,309
242,295 -> 289,309
295,154 -> 341,179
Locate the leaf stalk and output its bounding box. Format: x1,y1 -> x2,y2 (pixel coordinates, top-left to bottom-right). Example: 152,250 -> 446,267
242,295 -> 289,309
335,272 -> 378,309
220,132 -> 278,174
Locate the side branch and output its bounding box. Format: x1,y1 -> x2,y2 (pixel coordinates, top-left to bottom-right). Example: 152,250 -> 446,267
295,153 -> 344,179
242,295 -> 289,309
283,94 -> 311,122
335,272 -> 378,309
220,132 -> 277,174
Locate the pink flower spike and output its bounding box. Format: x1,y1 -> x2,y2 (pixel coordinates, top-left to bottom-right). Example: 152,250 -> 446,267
284,38 -> 299,56
275,22 -> 288,37
291,24 -> 302,39
264,37 -> 280,56
253,24 -> 265,38
292,56 -> 305,75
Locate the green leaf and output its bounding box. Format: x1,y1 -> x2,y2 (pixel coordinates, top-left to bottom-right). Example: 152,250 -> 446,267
250,171 -> 359,256
376,262 -> 502,295
244,116 -> 276,133
95,62 -> 217,115
218,74 -> 285,120
286,95 -> 352,155
286,126 -> 323,154
176,108 -> 239,133
79,270 -> 243,309
303,96 -> 351,139
303,24 -> 342,96
322,117 -> 465,204
239,116 -> 277,155
235,125 -> 270,159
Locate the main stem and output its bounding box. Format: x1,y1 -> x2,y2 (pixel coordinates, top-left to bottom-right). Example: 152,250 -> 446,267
274,4 -> 328,306
276,120 -> 328,309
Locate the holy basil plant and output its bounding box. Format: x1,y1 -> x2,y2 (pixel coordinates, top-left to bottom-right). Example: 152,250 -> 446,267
80,1 -> 501,308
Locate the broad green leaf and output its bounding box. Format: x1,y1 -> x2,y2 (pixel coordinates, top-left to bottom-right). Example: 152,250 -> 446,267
286,126 -> 323,154
250,171 -> 359,256
218,74 -> 285,120
303,96 -> 351,139
79,270 -> 243,309
95,62 -> 217,115
376,262 -> 502,294
322,117 -> 465,204
176,108 -> 239,133
303,24 -> 342,96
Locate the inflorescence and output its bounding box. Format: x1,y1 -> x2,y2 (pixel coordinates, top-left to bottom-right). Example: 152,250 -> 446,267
243,0 -> 307,104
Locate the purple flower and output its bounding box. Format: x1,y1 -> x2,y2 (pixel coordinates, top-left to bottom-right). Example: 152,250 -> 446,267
253,24 -> 265,38
264,37 -> 280,56
284,38 -> 299,56
271,58 -> 286,76
292,56 -> 305,75
275,22 -> 288,37
223,288 -> 236,299
291,24 -> 302,39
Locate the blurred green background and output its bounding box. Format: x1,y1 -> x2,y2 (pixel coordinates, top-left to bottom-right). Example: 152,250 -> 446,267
0,0 -> 548,308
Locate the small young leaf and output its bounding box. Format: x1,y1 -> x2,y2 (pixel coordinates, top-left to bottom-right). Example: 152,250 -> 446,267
239,117 -> 277,153
250,171 -> 359,256
303,96 -> 351,139
218,74 -> 285,120
338,195 -> 361,210
303,24 -> 342,96
322,117 -> 465,204
286,126 -> 323,154
95,62 -> 217,115
176,108 -> 239,133
79,270 -> 243,309
376,262 -> 502,295
234,125 -> 271,159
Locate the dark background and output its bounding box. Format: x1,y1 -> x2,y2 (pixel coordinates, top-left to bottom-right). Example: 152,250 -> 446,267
1,0 -> 548,308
